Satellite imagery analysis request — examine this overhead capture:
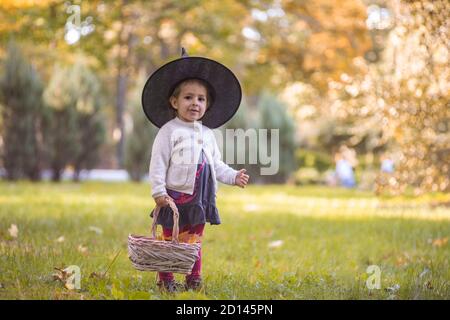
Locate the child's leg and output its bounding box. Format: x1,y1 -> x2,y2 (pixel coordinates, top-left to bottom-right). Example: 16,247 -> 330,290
186,224 -> 205,280
158,224 -> 200,281
157,227 -> 176,282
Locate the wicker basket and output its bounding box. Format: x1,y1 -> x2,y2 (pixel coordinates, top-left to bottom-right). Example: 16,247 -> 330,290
128,199 -> 201,274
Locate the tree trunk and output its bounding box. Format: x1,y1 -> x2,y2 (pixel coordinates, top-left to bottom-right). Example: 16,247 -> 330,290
51,164 -> 62,182
73,166 -> 81,182
52,171 -> 61,182
116,68 -> 127,168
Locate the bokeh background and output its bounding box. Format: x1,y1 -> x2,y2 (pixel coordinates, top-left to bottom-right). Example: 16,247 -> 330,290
0,0 -> 450,193
0,0 -> 449,300
0,0 -> 448,196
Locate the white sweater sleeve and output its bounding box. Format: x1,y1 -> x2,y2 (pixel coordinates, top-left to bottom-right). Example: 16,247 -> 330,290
212,133 -> 238,185
149,128 -> 170,198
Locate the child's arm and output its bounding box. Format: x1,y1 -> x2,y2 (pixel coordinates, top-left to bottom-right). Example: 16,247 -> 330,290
149,128 -> 170,200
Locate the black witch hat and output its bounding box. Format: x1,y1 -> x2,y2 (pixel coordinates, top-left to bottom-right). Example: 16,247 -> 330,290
142,48 -> 242,128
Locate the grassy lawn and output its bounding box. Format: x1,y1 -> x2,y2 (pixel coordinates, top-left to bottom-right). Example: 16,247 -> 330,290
0,182 -> 449,300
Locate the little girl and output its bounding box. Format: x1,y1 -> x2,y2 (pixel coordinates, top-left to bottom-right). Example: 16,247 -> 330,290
142,48 -> 249,293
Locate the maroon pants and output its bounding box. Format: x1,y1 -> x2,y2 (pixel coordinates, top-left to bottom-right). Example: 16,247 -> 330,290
158,224 -> 205,282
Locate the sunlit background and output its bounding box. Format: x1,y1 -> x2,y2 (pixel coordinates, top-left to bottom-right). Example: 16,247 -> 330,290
0,0 -> 449,301
0,0 -> 448,195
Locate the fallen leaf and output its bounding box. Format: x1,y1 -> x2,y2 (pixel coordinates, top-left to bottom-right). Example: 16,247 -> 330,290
268,240 -> 284,248
78,244 -> 88,254
8,224 -> 18,238
395,252 -> 411,267
52,267 -> 69,283
90,249 -> 121,280
265,230 -> 274,238
431,237 -> 448,247
52,266 -> 80,290
396,256 -> 408,267
89,272 -> 105,279
65,281 -> 75,290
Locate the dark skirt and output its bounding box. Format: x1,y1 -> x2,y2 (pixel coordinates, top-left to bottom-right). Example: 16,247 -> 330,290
150,151 -> 221,229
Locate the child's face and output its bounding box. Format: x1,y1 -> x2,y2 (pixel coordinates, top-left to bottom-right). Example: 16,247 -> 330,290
170,82 -> 208,123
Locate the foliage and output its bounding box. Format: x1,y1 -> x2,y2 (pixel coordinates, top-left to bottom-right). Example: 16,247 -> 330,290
222,99 -> 261,181
71,59 -> 106,181
295,149 -> 333,173
124,73 -> 158,182
293,167 -> 322,185
257,92 -> 297,183
245,0 -> 372,94
0,0 -> 375,169
43,59 -> 105,181
0,41 -> 44,180
375,0 -> 449,195
222,93 -> 297,184
0,0 -> 447,195
325,0 -> 449,195
43,64 -> 80,181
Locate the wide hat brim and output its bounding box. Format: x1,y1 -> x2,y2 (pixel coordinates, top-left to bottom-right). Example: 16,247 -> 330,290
142,56 -> 242,128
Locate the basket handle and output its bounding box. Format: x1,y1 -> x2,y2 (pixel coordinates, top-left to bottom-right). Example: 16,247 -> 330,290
151,198 -> 180,243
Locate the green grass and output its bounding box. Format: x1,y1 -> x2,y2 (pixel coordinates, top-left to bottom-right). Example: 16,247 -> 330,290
0,182 -> 449,300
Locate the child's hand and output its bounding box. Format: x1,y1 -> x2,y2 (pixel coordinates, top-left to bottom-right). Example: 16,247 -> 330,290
154,195 -> 172,207
235,169 -> 249,188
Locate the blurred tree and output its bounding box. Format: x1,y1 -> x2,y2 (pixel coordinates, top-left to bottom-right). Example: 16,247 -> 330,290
318,57 -> 386,158
224,99 -> 252,130
112,0 -> 251,167
70,58 -> 106,181
373,0 -> 450,194
327,0 -> 449,195
243,0 -> 372,95
125,72 -> 158,182
43,65 -> 80,181
295,149 -> 332,172
240,0 -> 376,170
0,41 -> 44,181
43,58 -> 105,182
222,99 -> 261,181
257,92 -> 297,183
0,0 -> 376,173
362,0 -> 395,63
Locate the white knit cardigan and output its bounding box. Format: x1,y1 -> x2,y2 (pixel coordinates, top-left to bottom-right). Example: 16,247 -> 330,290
149,117 -> 238,198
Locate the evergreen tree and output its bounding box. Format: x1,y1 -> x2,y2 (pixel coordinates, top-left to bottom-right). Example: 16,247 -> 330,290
43,65 -> 80,181
70,59 -> 106,181
0,41 -> 44,181
43,59 -> 106,182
